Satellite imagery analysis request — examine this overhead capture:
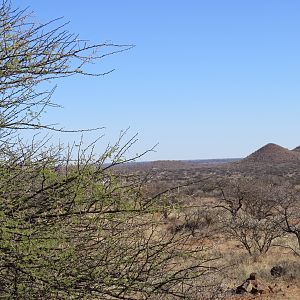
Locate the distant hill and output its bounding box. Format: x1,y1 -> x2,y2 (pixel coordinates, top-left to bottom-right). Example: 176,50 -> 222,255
241,143 -> 300,164
114,143 -> 300,171
292,146 -> 300,152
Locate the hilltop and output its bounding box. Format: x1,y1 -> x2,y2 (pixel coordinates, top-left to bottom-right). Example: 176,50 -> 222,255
241,143 -> 300,164
293,146 -> 300,152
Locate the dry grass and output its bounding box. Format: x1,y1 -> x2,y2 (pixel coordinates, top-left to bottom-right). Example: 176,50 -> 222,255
159,206 -> 299,297
208,235 -> 300,299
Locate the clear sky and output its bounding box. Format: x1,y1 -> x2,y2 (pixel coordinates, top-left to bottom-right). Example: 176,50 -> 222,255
13,0 -> 300,160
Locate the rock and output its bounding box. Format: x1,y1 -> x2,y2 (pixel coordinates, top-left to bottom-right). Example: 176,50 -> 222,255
235,273 -> 271,295
270,266 -> 285,278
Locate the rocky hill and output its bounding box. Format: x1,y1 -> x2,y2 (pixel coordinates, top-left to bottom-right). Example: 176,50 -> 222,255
292,146 -> 300,152
241,143 -> 300,164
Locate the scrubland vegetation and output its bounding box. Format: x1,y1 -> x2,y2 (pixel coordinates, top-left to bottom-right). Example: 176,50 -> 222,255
1,1 -> 300,299
132,161 -> 300,299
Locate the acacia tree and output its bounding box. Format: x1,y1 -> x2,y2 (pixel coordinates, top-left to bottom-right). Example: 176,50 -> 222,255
0,0 -> 132,137
274,184 -> 300,249
214,178 -> 283,256
0,2 -> 218,299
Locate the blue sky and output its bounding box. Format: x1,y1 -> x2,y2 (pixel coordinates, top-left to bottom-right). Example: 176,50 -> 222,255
13,1 -> 300,160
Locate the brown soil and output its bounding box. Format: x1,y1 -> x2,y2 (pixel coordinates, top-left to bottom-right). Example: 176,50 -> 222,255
226,285 -> 300,299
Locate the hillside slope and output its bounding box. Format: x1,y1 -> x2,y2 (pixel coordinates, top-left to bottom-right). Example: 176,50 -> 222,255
241,143 -> 300,164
